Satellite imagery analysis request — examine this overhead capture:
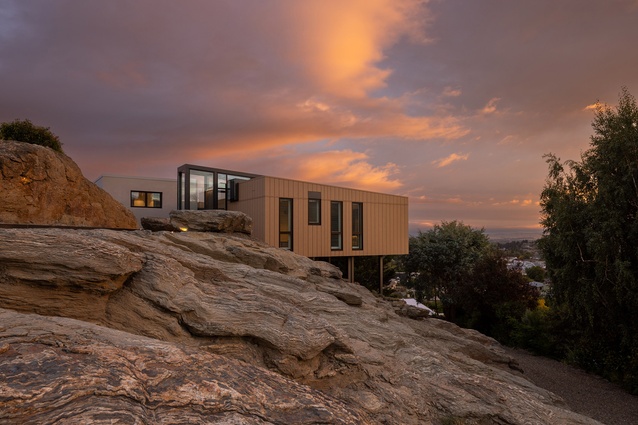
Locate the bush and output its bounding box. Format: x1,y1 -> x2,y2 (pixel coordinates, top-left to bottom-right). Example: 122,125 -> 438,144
0,119 -> 63,152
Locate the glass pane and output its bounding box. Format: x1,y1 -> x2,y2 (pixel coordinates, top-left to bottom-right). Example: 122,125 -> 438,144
331,234 -> 342,250
147,192 -> 161,208
279,233 -> 291,249
352,235 -> 361,249
279,199 -> 291,231
331,201 -> 342,249
179,173 -> 185,209
190,170 -> 215,210
131,191 -> 145,207
308,199 -> 320,224
331,202 -> 341,232
352,203 -> 361,232
218,173 -> 227,189
218,192 -> 226,210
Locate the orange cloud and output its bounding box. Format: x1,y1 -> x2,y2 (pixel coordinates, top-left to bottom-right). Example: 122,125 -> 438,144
442,86 -> 462,97
287,0 -> 428,98
431,152 -> 469,168
492,198 -> 535,207
481,97 -> 501,114
286,150 -> 402,191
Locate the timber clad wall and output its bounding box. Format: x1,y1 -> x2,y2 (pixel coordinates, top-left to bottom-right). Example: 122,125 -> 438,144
230,176 -> 408,258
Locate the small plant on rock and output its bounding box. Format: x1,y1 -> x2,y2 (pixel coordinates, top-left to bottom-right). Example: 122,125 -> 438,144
0,118 -> 63,153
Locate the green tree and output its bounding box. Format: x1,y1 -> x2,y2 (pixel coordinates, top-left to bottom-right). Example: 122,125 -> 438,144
405,220 -> 537,340
525,265 -> 546,282
457,248 -> 539,341
539,88 -> 638,393
0,118 -> 63,152
405,221 -> 490,317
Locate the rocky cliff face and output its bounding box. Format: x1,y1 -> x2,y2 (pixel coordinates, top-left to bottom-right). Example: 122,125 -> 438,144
0,225 -> 601,424
0,140 -> 137,229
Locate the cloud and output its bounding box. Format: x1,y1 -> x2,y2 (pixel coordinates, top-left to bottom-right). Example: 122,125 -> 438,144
480,97 -> 501,114
282,149 -> 403,191
431,153 -> 469,168
442,86 -> 462,97
285,0 -> 428,99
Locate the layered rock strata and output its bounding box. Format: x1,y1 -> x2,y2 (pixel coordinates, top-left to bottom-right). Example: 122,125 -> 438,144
0,227 -> 601,425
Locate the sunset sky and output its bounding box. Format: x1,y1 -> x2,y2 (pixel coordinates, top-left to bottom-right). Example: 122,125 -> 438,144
2,1 -> 638,237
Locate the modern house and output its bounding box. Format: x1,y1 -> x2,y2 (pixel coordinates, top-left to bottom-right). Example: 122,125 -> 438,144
97,164 -> 409,283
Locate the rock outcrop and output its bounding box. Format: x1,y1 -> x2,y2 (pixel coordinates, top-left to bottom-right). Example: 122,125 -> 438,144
169,209 -> 253,234
0,309 -> 365,424
0,227 -> 601,424
0,140 -> 137,229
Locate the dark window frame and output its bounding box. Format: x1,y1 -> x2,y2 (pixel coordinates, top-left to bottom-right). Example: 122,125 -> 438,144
279,198 -> 293,250
352,202 -> 363,250
130,190 -> 163,208
308,191 -> 322,225
331,201 -> 343,250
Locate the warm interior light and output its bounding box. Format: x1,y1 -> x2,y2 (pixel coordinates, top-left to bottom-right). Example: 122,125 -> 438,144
133,199 -> 145,207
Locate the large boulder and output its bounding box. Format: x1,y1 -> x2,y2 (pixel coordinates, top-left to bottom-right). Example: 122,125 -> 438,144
169,209 -> 252,234
0,140 -> 137,229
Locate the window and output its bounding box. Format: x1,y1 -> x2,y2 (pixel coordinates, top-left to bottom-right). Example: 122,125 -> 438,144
352,202 -> 363,250
131,191 -> 162,208
189,170 -> 215,210
279,198 -> 293,250
308,191 -> 321,225
331,201 -> 342,250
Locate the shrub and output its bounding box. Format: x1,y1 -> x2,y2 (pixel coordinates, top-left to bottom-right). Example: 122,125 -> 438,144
0,119 -> 63,152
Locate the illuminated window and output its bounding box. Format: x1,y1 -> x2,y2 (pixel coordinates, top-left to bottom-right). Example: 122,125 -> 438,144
352,202 -> 363,250
308,191 -> 321,225
130,191 -> 162,208
279,198 -> 293,250
331,201 -> 342,250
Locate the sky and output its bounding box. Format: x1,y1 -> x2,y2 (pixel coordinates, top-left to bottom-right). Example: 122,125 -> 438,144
2,0 -> 638,237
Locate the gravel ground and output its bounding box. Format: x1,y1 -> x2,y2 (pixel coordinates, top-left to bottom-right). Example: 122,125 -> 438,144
505,348 -> 638,425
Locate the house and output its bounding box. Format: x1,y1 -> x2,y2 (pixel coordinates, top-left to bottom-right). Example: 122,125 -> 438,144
177,164 -> 408,282
97,164 -> 409,283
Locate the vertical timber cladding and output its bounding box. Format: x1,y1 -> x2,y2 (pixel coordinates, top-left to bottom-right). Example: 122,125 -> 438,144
228,177 -> 268,242
253,176 -> 408,258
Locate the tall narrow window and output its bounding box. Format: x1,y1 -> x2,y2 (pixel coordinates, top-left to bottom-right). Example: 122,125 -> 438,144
352,202 -> 363,250
331,201 -> 343,250
308,191 -> 321,225
279,198 -> 293,250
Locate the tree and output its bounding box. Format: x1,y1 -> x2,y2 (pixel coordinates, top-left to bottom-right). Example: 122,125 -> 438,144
525,265 -> 546,282
457,248 -> 539,341
0,118 -> 63,152
539,88 -> 638,393
405,221 -> 537,339
405,221 -> 490,316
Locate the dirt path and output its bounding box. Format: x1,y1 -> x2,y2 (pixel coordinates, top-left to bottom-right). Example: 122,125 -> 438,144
505,348 -> 638,425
